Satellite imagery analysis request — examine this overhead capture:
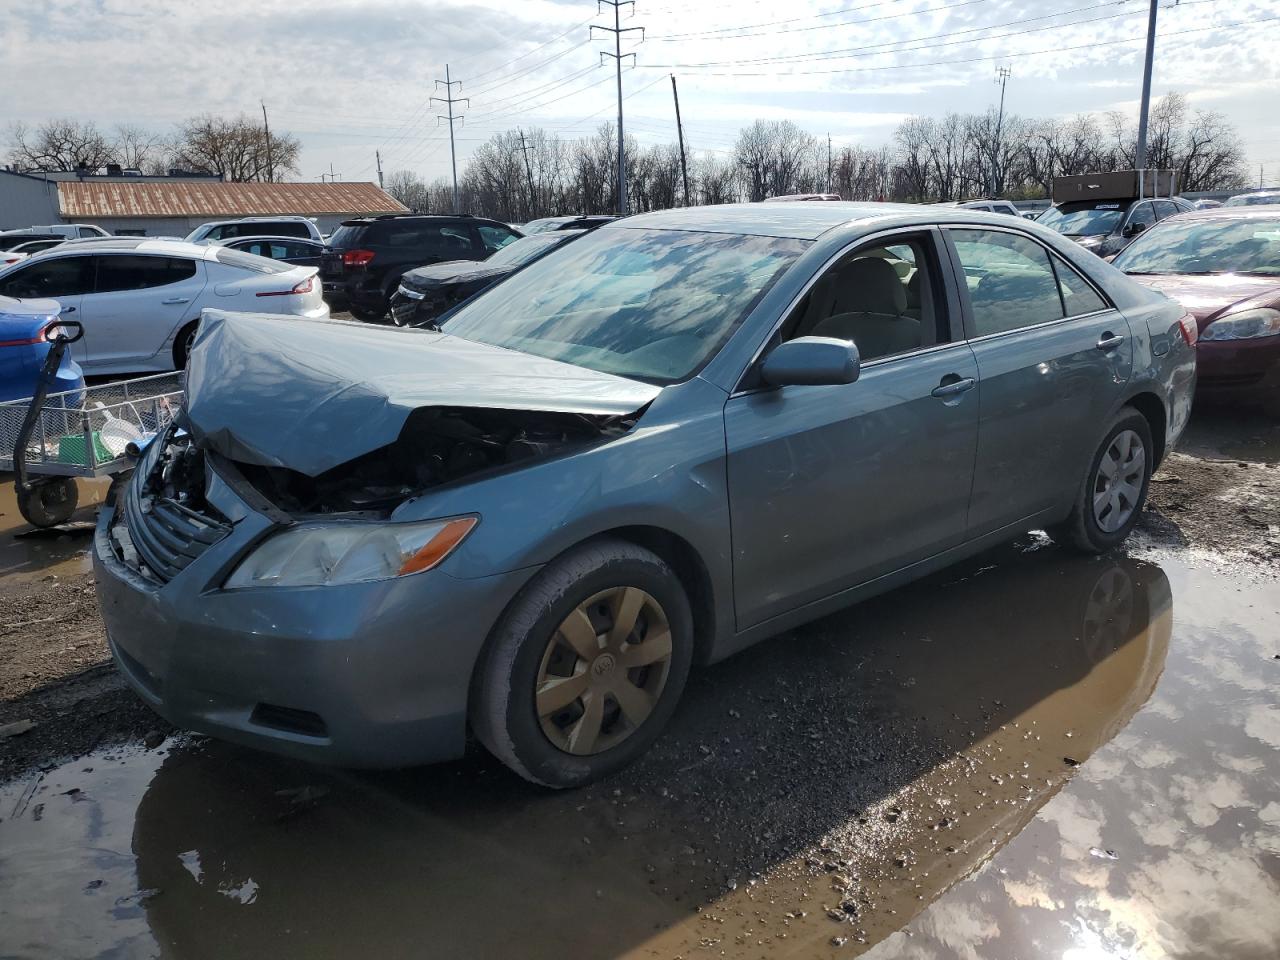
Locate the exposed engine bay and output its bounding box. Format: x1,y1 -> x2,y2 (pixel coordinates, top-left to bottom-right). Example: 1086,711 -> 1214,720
228,405 -> 635,515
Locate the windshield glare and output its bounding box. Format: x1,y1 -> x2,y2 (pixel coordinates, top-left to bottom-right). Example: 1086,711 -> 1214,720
1113,217 -> 1280,276
487,234 -> 567,267
1039,205 -> 1125,237
441,227 -> 807,384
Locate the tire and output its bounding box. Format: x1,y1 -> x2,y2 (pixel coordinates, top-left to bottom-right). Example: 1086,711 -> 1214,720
1048,407 -> 1154,554
17,478 -> 79,528
349,305 -> 386,323
472,538 -> 694,788
173,321 -> 199,369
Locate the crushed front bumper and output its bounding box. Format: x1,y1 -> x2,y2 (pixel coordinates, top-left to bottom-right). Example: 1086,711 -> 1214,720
93,453 -> 534,769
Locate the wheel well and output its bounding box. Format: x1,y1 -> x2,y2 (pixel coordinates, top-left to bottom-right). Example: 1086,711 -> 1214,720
595,525 -> 717,665
172,319 -> 199,369
1125,392 -> 1167,468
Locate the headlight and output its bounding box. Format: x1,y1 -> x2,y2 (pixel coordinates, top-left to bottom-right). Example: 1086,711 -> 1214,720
1200,307 -> 1280,342
397,285 -> 425,300
225,516 -> 476,589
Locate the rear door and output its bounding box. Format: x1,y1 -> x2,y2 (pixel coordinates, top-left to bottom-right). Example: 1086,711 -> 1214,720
79,254 -> 207,371
943,227 -> 1131,537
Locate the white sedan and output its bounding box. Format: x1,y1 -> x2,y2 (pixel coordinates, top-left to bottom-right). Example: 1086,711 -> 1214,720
0,238 -> 329,374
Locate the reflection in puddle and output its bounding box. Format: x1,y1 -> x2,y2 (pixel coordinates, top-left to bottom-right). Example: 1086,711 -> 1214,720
1,548 -> 1277,960
0,475 -> 110,591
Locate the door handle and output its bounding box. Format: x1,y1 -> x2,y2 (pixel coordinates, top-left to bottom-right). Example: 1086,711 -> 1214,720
1096,333 -> 1125,351
931,376 -> 977,399
59,306 -> 76,314
162,297 -> 191,305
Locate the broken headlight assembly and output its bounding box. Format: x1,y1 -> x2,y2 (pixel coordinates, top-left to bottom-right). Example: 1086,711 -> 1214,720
224,516 -> 477,589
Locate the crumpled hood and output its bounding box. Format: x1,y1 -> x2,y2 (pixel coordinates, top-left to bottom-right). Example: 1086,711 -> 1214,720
1128,273 -> 1280,328
401,261 -> 509,288
184,310 -> 661,477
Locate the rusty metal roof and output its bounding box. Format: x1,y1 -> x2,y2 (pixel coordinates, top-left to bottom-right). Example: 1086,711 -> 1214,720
57,180 -> 408,219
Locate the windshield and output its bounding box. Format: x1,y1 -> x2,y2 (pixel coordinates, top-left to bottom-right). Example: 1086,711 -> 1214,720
441,227 -> 807,384
1113,217 -> 1280,276
486,233 -> 571,268
1224,193 -> 1280,207
1039,205 -> 1125,237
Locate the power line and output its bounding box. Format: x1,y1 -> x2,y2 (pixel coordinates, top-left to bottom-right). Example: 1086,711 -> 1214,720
461,15 -> 597,85
647,0 -> 899,40
649,0 -> 989,42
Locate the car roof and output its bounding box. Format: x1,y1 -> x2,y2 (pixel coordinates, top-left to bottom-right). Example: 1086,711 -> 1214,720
32,238 -> 219,259
1161,205 -> 1280,221
221,235 -> 324,245
613,201 -> 995,240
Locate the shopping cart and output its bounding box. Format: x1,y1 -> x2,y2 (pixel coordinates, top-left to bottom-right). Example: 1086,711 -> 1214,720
0,323 -> 185,528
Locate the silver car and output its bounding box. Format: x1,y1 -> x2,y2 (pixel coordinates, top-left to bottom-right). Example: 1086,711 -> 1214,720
93,203 -> 1197,787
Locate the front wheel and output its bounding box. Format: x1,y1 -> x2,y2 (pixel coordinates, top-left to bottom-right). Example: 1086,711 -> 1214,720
1048,407 -> 1153,553
472,539 -> 694,788
349,305 -> 386,323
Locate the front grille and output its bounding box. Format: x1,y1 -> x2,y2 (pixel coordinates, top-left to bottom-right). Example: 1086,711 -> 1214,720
114,437 -> 231,584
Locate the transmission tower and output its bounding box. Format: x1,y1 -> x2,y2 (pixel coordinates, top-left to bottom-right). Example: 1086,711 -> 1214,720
592,1 -> 644,216
432,64 -> 468,212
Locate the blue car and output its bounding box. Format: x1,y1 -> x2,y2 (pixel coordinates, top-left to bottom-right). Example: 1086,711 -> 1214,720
0,295 -> 84,403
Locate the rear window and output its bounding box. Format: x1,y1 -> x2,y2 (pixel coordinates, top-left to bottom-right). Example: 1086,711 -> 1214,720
213,248 -> 292,274
221,221 -> 310,239
327,224 -> 368,249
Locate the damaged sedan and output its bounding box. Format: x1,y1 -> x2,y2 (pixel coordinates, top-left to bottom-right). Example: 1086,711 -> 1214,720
93,204 -> 1195,788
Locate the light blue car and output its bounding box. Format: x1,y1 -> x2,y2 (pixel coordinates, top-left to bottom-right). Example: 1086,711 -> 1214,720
93,203 -> 1196,787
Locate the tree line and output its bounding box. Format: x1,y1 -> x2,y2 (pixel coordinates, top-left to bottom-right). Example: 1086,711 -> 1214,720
386,93 -> 1248,221
6,115 -> 301,182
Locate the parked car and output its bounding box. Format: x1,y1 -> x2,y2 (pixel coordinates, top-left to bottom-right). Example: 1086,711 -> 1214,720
216,236 -> 327,268
1039,195 -> 1195,257
389,229 -> 585,327
2,224 -> 111,241
1223,190 -> 1280,208
1112,206 -> 1280,415
321,214 -> 522,321
1192,199 -> 1224,210
185,217 -> 324,244
93,203 -> 1195,788
0,251 -> 29,268
8,238 -> 67,256
0,296 -> 85,402
520,215 -> 617,235
0,238 -> 329,374
938,199 -> 1021,216
0,232 -> 66,252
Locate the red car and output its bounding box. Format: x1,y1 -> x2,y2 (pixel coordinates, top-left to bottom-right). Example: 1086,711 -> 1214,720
1112,207 -> 1280,415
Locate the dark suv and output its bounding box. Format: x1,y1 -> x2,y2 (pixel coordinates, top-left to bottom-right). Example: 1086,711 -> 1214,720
321,214 -> 522,321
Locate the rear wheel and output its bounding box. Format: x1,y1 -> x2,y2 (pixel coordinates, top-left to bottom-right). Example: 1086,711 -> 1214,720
16,478 -> 78,528
472,539 -> 694,788
173,321 -> 199,369
1048,408 -> 1153,553
349,303 -> 387,323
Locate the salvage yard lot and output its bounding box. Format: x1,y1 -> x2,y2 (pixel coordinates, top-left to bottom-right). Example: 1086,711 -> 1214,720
1,407 -> 1278,958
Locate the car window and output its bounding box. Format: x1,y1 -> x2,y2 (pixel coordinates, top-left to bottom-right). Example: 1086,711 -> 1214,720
1039,205 -> 1125,237
1053,257 -> 1109,316
478,224 -> 519,254
1153,200 -> 1179,220
282,241 -> 315,258
949,229 -> 1065,337
1127,203 -> 1157,231
1112,216 -> 1280,277
77,227 -> 98,238
94,255 -> 198,293
787,235 -> 944,362
0,255 -> 95,298
441,227 -> 807,384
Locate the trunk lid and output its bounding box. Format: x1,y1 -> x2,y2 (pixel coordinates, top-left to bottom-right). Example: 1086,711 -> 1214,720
184,310 -> 660,477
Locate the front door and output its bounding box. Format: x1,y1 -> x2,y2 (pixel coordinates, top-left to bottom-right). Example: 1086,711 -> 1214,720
80,254 -> 206,371
944,227 -> 1133,537
725,232 -> 980,630
0,254 -> 95,365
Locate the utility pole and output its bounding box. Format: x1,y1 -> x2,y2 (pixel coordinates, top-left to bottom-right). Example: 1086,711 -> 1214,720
261,100 -> 274,183
518,128 -> 537,220
432,64 -> 468,213
990,67 -> 1011,197
827,133 -> 833,194
376,149 -> 384,189
1135,0 -> 1159,185
670,75 -> 691,206
593,1 -> 644,216
320,163 -> 340,183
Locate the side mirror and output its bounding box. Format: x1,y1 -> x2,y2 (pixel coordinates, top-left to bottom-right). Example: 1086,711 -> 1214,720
1123,221 -> 1147,238
760,336 -> 861,388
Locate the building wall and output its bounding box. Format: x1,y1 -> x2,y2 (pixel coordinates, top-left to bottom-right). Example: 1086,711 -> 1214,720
0,172 -> 62,230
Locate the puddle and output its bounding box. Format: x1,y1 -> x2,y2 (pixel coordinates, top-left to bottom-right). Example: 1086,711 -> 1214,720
1,548 -> 1277,959
0,474 -> 110,593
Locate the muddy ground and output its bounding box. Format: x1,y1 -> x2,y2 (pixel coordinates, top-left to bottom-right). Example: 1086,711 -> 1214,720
0,408 -> 1278,959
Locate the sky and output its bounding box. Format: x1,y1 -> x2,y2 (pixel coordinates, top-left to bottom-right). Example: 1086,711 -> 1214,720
6,0 -> 1280,187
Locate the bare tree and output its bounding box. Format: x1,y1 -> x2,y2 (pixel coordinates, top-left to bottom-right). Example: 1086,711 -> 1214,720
384,169 -> 431,212
171,114 -> 299,182
734,120 -> 817,201
111,124 -> 167,172
7,119 -> 115,171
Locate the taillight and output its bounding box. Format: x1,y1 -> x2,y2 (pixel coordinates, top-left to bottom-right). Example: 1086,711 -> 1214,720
256,275 -> 316,298
1177,313 -> 1198,346
342,249 -> 375,268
